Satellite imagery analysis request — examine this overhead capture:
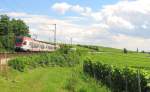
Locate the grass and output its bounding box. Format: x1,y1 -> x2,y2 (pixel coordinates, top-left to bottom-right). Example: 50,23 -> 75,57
97,46 -> 123,53
0,66 -> 109,92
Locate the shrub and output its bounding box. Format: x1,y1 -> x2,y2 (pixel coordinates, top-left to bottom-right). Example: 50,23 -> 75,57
79,45 -> 99,51
8,49 -> 82,71
65,78 -> 77,92
123,48 -> 128,54
8,57 -> 26,72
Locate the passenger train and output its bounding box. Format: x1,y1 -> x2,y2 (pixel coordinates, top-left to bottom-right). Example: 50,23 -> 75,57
15,36 -> 59,51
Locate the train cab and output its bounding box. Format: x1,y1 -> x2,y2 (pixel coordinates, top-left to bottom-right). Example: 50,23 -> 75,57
15,36 -> 31,51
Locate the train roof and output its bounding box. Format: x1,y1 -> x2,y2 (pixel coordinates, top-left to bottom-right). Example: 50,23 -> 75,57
16,36 -> 55,45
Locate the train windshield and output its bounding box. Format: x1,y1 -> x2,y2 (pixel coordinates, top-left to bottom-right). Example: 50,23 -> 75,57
16,38 -> 23,43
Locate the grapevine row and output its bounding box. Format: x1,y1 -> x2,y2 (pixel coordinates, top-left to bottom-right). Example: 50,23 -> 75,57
83,59 -> 150,92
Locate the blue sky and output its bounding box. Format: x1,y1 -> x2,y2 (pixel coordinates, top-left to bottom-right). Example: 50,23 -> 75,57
0,0 -> 118,17
1,0 -> 150,51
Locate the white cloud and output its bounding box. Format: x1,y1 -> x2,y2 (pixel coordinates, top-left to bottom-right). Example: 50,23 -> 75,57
106,16 -> 135,30
111,34 -> 150,51
6,12 -> 28,17
52,2 -> 71,14
71,5 -> 84,13
3,11 -> 150,51
52,2 -> 92,16
2,12 -> 87,43
50,0 -> 150,50
141,24 -> 147,29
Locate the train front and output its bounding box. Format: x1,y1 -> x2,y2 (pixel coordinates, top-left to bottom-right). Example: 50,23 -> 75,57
15,36 -> 28,51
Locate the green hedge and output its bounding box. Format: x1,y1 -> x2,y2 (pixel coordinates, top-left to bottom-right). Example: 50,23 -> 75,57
8,50 -> 80,71
77,45 -> 99,51
83,59 -> 150,92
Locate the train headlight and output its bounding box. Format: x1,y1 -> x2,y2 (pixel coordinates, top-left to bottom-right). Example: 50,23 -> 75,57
23,41 -> 27,45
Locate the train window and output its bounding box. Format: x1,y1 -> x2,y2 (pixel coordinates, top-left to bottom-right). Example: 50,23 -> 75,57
29,42 -> 34,48
41,44 -> 44,49
35,43 -> 39,48
36,44 -> 39,48
16,38 -> 23,43
33,43 -> 35,48
48,46 -> 53,49
33,43 -> 37,48
29,42 -> 32,46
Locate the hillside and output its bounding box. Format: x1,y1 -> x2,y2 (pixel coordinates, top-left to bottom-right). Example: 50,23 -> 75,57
83,45 -> 150,70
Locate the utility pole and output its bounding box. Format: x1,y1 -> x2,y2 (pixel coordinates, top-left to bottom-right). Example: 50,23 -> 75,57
50,24 -> 56,50
33,33 -> 37,40
70,37 -> 72,46
137,48 -> 139,53
54,24 -> 56,50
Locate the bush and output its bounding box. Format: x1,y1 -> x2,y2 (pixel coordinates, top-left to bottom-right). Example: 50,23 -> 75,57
78,45 -> 99,51
123,48 -> 128,54
65,78 -> 77,92
8,49 -> 81,71
8,57 -> 29,71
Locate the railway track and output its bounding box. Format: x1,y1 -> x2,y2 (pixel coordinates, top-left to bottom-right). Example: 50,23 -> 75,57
0,52 -> 47,59
0,52 -> 49,66
0,51 -> 50,63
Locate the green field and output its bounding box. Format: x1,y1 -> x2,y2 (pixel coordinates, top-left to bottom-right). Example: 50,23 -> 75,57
88,52 -> 150,69
0,67 -> 109,92
78,45 -> 150,69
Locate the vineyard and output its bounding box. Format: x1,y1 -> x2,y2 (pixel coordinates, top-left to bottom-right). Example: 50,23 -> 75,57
83,59 -> 150,92
82,45 -> 150,92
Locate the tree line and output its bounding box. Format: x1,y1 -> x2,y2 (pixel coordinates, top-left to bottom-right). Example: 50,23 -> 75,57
0,15 -> 30,51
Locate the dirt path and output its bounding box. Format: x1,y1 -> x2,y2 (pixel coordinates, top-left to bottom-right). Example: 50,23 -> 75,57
0,58 -> 10,65
0,58 -> 9,77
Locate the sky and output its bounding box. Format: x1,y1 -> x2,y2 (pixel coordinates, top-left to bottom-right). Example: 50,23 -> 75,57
0,0 -> 150,51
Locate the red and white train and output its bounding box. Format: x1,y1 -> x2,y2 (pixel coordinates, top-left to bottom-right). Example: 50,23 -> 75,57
15,36 -> 59,52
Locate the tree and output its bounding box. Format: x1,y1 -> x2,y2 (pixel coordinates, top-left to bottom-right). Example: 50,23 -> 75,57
0,15 -> 12,35
141,50 -> 145,53
123,48 -> 128,54
0,15 -> 30,51
11,19 -> 30,36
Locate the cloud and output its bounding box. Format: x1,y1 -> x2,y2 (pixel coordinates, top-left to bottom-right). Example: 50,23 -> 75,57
52,2 -> 92,15
106,16 -> 135,30
111,34 -> 150,51
2,11 -> 150,51
71,5 -> 84,13
52,2 -> 71,14
83,0 -> 150,38
2,11 -> 87,42
50,0 -> 150,50
6,12 -> 28,17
